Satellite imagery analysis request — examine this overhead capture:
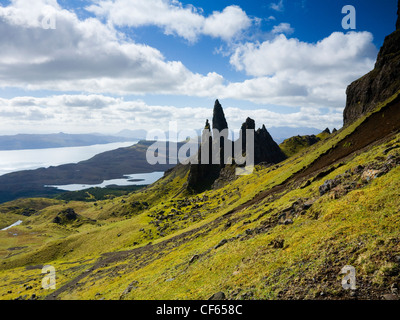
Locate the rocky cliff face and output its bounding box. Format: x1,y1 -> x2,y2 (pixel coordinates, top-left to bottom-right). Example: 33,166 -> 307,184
239,118 -> 286,164
187,122 -> 221,192
187,101 -> 285,192
397,0 -> 400,30
212,100 -> 228,132
343,1 -> 400,125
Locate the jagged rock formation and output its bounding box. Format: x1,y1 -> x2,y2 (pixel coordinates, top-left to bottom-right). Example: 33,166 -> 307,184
212,100 -> 228,132
254,125 -> 287,164
239,117 -> 286,164
322,128 -> 331,135
187,120 -> 221,192
187,101 -> 285,192
343,1 -> 400,125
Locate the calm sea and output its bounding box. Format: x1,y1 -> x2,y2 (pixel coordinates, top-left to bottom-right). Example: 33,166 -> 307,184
0,141 -> 138,176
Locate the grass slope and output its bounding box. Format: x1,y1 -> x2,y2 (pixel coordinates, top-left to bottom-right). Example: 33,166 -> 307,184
0,92 -> 399,300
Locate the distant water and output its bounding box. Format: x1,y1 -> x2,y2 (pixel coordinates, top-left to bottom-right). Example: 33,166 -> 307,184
1,220 -> 23,231
0,141 -> 137,176
46,171 -> 165,191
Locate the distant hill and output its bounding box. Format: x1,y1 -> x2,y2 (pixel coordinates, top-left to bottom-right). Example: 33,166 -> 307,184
1,1 -> 400,303
115,127 -> 325,144
0,140 -> 181,203
268,126 -> 323,144
279,134 -> 320,157
0,132 -> 135,150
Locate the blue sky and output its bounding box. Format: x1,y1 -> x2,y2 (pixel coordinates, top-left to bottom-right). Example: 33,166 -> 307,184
0,0 -> 397,135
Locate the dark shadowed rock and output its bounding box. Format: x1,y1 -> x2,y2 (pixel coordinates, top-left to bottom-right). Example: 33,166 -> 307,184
189,254 -> 199,264
319,179 -> 337,196
212,100 -> 228,132
52,208 -> 78,224
240,119 -> 286,164
239,117 -> 255,154
188,103 -> 286,192
208,292 -> 226,300
254,124 -> 287,165
120,281 -> 139,299
322,128 -> 331,135
214,239 -> 228,249
269,238 -> 284,249
187,120 -> 221,192
343,1 -> 400,125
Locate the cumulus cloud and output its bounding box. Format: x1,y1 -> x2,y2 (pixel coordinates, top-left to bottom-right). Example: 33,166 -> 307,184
86,0 -> 252,42
202,6 -> 252,41
227,32 -> 377,107
0,0 -> 225,95
0,0 -> 379,122
0,94 -> 342,134
270,0 -> 284,12
272,22 -> 294,35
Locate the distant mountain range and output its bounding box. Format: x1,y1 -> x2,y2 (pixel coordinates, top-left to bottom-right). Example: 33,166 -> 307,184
0,127 -> 324,151
0,133 -> 137,150
115,126 -> 325,144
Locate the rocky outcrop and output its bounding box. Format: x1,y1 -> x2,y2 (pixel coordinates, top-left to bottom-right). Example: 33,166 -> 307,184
397,0 -> 400,30
187,120 -> 221,192
239,118 -> 286,164
212,100 -> 228,131
343,1 -> 400,125
188,101 -> 232,192
52,208 -> 78,224
254,125 -> 286,164
187,101 -> 285,192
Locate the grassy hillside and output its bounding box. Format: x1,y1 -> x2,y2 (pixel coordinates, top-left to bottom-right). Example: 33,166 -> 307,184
0,92 -> 399,300
279,135 -> 320,157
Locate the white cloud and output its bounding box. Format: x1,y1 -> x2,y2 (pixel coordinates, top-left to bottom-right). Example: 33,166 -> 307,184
0,95 -> 342,134
227,32 -> 377,107
86,0 -> 252,42
272,22 -> 294,35
203,6 -> 252,41
0,0 -> 224,95
0,0 -> 379,124
270,0 -> 284,12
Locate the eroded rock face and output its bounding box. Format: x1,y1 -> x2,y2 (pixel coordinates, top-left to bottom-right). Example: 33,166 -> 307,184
187,119 -> 221,192
212,99 -> 228,132
52,208 -> 78,224
397,0 -> 400,30
187,102 -> 285,192
239,119 -> 286,165
343,2 -> 400,126
255,125 -> 286,165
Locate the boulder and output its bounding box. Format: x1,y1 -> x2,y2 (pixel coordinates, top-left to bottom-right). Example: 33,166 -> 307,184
208,292 -> 226,300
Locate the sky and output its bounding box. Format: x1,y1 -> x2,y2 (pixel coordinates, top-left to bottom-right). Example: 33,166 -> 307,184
0,0 -> 397,135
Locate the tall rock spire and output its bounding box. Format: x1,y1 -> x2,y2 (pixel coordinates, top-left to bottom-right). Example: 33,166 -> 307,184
212,99 -> 228,131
